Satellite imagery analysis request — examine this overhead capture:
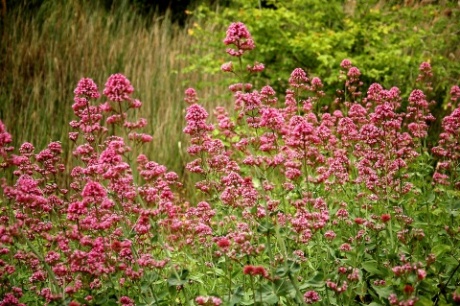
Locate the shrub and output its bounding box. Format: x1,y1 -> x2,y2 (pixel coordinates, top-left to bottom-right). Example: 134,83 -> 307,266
188,0 -> 460,140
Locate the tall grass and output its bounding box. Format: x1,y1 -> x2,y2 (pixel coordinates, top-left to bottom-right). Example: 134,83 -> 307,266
0,0 -> 228,178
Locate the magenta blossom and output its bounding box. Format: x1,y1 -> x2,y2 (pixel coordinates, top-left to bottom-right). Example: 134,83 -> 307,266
103,73 -> 134,102
224,22 -> 255,57
303,290 -> 320,304
74,78 -> 100,99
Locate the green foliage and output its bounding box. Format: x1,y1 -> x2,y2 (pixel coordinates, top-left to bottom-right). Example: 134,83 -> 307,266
189,0 -> 460,101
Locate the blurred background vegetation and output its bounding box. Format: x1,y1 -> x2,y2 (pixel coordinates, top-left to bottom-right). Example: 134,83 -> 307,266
188,0 -> 460,141
1,0 -> 459,181
0,0 -> 227,182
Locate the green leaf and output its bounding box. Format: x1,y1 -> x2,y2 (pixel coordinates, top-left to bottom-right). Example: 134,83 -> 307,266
299,272 -> 325,289
362,260 -> 387,277
167,269 -> 189,286
257,221 -> 274,234
431,244 -> 452,257
287,260 -> 301,274
275,266 -> 287,277
426,192 -> 436,203
189,272 -> 205,284
273,279 -> 296,298
371,285 -> 393,299
256,284 -> 279,304
227,286 -> 244,305
418,296 -> 435,306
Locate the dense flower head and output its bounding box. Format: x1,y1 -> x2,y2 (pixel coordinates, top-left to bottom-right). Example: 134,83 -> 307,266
366,83 -> 384,103
247,62 -> 265,73
260,107 -> 284,131
289,68 -> 309,88
216,237 -> 231,249
304,290 -> 320,304
243,265 -> 269,278
408,89 -> 427,107
184,103 -> 214,135
347,67 -> 361,78
381,213 -> 391,223
450,85 -> 460,105
119,296 -> 134,306
184,88 -> 198,104
195,296 -> 222,306
348,104 -> 368,124
19,142 -> 34,156
0,120 -> 13,159
340,59 -> 352,69
310,77 -> 324,90
418,62 -> 432,75
235,91 -> 262,113
82,181 -> 107,201
5,175 -> 46,209
74,78 -> 100,99
103,73 -> 134,102
223,22 -> 255,57
1,293 -> 25,306
221,61 -> 233,72
285,115 -> 319,149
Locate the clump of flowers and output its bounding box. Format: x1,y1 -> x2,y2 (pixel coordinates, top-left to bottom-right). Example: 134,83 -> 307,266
432,86 -> 460,189
223,22 -> 255,57
1,21 -> 460,306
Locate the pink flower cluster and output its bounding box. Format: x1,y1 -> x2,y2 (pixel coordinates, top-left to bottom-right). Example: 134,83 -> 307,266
432,87 -> 460,188
0,121 -> 13,162
223,22 -> 255,57
0,74 -> 172,305
103,73 -> 134,102
243,265 -> 270,279
1,21 -> 459,306
195,295 -> 222,306
303,290 -> 320,304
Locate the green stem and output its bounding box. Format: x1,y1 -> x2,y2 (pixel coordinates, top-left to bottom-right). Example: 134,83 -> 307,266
288,273 -> 306,305
434,261 -> 460,306
227,255 -> 232,303
325,284 -> 331,305
24,239 -> 60,293
149,286 -> 159,306
249,275 -> 257,305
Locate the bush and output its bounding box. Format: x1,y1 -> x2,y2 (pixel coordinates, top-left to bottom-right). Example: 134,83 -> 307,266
188,0 -> 460,131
